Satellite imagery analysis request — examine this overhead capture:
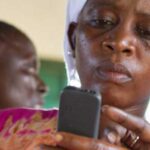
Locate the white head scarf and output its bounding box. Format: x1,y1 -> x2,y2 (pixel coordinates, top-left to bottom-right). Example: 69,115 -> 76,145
64,0 -> 87,85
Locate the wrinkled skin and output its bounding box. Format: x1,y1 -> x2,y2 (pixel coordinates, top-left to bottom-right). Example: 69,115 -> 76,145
0,23 -> 47,108
48,0 -> 150,149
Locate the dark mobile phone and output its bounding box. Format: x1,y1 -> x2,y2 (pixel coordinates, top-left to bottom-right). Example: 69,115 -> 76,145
57,86 -> 101,139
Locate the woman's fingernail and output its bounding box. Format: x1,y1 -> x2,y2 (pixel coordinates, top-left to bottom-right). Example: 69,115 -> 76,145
102,105 -> 109,113
107,132 -> 117,144
55,134 -> 63,142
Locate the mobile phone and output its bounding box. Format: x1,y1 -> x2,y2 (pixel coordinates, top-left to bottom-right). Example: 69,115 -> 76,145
57,86 -> 101,139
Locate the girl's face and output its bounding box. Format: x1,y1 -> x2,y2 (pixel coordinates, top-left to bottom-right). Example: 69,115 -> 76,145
70,0 -> 150,108
0,43 -> 47,108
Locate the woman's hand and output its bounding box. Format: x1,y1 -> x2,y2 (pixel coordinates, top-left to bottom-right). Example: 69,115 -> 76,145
54,132 -> 128,150
53,105 -> 150,150
102,105 -> 150,150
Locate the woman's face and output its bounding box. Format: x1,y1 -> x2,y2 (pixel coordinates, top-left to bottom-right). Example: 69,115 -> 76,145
70,0 -> 150,108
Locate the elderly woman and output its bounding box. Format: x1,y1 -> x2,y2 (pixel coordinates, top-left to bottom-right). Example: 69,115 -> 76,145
0,0 -> 150,149
53,0 -> 150,149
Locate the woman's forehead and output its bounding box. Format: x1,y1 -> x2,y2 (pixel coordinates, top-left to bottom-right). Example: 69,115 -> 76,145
85,0 -> 150,14
137,0 -> 150,16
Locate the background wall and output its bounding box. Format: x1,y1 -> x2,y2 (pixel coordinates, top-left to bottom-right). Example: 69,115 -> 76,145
0,0 -> 67,61
39,60 -> 67,108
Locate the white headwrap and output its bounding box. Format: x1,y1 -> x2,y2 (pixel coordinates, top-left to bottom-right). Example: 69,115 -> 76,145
64,0 -> 87,85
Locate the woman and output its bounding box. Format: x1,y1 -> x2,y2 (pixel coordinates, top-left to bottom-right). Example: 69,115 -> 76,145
1,0 -> 150,149
53,0 -> 150,149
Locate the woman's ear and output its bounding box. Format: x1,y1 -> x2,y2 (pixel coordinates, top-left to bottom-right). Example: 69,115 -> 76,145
68,22 -> 77,57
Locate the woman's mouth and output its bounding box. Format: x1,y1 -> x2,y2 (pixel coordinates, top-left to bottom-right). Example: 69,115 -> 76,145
96,64 -> 132,84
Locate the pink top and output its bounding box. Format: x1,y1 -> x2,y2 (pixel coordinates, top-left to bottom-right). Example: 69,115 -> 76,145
0,108 -> 58,149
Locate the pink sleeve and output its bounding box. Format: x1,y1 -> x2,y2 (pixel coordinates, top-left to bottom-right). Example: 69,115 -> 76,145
0,108 -> 58,149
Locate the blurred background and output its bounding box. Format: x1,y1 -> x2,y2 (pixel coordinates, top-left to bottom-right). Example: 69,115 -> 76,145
0,0 -> 67,108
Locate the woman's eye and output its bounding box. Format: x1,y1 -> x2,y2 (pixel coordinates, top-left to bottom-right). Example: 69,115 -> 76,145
22,67 -> 36,75
28,68 -> 36,74
136,26 -> 150,40
90,18 -> 116,29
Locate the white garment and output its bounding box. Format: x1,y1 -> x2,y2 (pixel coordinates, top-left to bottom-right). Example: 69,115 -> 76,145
64,0 -> 87,84
145,100 -> 150,123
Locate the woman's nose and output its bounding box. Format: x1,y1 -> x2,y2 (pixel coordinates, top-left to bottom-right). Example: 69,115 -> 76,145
37,78 -> 48,95
102,28 -> 136,57
102,40 -> 136,57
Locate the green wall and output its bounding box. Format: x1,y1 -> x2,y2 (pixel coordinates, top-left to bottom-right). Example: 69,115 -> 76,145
39,60 -> 67,108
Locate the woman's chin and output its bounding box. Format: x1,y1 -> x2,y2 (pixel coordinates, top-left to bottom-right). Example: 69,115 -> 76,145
101,92 -> 129,108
